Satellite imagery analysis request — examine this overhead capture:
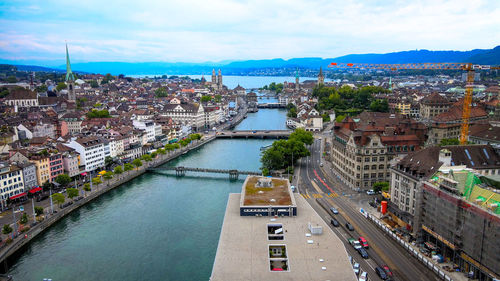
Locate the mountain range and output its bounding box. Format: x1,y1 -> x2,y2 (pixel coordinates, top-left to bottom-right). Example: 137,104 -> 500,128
12,46 -> 500,75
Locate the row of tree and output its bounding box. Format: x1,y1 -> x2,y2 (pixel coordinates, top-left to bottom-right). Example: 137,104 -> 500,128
313,85 -> 390,113
260,129 -> 313,175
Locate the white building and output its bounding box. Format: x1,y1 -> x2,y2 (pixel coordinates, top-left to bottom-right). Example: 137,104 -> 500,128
132,120 -> 158,143
162,103 -> 205,132
64,136 -> 105,172
0,162 -> 25,210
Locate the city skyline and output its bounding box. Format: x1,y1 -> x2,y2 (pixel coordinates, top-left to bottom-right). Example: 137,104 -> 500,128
1,0 -> 499,66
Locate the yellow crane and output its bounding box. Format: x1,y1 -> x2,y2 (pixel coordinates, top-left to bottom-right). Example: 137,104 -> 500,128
328,62 -> 500,144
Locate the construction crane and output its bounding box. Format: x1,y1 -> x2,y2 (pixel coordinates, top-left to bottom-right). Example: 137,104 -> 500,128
328,62 -> 500,144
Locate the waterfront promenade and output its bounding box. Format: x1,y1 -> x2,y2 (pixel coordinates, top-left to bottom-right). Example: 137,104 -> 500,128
0,135 -> 216,270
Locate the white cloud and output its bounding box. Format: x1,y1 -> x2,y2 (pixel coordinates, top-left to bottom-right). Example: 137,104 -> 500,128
0,0 -> 498,63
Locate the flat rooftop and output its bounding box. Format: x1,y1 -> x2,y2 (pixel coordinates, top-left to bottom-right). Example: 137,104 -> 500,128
211,193 -> 357,281
241,176 -> 293,206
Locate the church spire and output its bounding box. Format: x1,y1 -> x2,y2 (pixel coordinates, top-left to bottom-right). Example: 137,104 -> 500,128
317,67 -> 324,86
65,43 -> 75,82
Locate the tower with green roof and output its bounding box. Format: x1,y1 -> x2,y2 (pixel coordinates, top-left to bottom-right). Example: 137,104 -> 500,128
65,43 -> 76,101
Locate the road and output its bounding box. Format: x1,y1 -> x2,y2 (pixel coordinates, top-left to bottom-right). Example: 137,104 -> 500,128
296,135 -> 438,281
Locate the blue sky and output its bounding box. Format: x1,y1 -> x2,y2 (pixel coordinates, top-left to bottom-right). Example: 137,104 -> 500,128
0,0 -> 499,66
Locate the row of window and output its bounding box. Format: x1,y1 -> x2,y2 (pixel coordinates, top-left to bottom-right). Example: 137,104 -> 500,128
0,170 -> 21,179
2,176 -> 22,186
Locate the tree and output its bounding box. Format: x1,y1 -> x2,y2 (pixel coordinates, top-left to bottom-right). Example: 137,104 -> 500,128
214,94 -> 222,102
66,188 -> 79,200
201,95 -> 212,103
90,80 -> 99,88
83,183 -> 91,192
369,99 -> 389,112
6,76 -> 17,83
86,109 -> 111,119
20,213 -> 28,225
56,82 -> 67,92
52,193 -> 65,205
260,137 -> 310,172
289,128 -> 313,145
141,154 -> 152,162
157,148 -> 166,155
114,166 -> 123,174
34,206 -> 44,216
103,171 -> 114,180
189,133 -> 201,140
440,138 -> 460,146
92,177 -> 102,185
155,87 -> 168,97
42,181 -> 53,192
372,182 -> 389,192
104,156 -> 114,168
132,159 -> 142,169
150,151 -> 158,158
55,174 -> 72,187
124,163 -> 134,172
35,84 -> 48,93
2,224 -> 12,235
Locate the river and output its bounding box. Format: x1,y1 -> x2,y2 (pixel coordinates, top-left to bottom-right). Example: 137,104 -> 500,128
8,98 -> 286,280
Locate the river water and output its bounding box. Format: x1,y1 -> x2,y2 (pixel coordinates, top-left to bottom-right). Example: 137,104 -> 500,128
8,96 -> 286,280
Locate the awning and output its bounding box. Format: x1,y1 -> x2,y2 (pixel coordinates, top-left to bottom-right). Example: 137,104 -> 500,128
29,187 -> 43,194
80,172 -> 87,176
10,192 -> 27,200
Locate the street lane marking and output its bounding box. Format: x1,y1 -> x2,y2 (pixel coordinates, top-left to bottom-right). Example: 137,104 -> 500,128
327,193 -> 338,198
312,193 -> 323,198
301,194 -> 311,199
313,169 -> 339,197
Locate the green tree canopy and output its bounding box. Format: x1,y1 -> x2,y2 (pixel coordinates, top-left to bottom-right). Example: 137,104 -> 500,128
214,94 -> 222,102
124,163 -> 134,172
55,174 -> 72,187
86,109 -> 111,119
90,80 -> 99,88
369,99 -> 389,112
132,158 -> 143,168
141,154 -> 152,162
2,224 -> 12,234
66,188 -> 79,199
92,177 -> 102,185
440,138 -> 460,146
6,76 -> 17,83
372,182 -> 389,192
35,84 -> 48,93
155,87 -> 168,97
289,128 -> 313,145
52,193 -> 65,205
114,165 -> 123,174
34,206 -> 44,216
56,82 -> 67,92
200,95 -> 212,103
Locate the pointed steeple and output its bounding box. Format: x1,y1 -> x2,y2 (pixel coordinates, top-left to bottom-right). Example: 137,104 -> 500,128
65,44 -> 76,82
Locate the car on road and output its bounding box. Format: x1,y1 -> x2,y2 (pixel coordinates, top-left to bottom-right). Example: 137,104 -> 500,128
330,207 -> 339,214
358,271 -> 367,281
375,266 -> 388,280
366,190 -> 376,195
320,162 -> 323,167
357,247 -> 369,259
353,262 -> 360,275
348,238 -> 362,250
330,218 -> 339,227
358,237 -> 369,248
345,222 -> 354,231
382,265 -> 393,278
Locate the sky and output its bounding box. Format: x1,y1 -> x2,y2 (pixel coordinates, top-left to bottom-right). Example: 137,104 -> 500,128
0,0 -> 499,66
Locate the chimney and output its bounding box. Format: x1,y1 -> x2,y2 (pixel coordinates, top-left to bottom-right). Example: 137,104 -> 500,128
439,149 -> 452,166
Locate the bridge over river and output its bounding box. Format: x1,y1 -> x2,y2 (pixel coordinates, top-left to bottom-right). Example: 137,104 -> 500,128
147,166 -> 261,179
216,130 -> 291,139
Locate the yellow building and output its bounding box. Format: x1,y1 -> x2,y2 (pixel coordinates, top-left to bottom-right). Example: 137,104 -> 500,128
30,156 -> 50,186
396,103 -> 411,115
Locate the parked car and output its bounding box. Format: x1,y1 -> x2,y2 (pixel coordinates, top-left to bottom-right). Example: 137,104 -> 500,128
359,237 -> 369,248
358,271 -> 367,281
353,262 -> 360,275
330,218 -> 339,227
348,238 -> 362,250
320,162 -> 323,167
330,207 -> 339,214
357,247 -> 369,259
345,222 -> 354,231
366,190 -> 376,195
382,265 -> 393,278
375,267 -> 388,280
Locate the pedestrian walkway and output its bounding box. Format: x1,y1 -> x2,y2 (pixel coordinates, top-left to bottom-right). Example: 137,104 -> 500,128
300,192 -> 338,199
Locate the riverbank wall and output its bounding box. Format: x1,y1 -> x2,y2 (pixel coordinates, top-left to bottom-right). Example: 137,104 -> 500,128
0,136 -> 216,271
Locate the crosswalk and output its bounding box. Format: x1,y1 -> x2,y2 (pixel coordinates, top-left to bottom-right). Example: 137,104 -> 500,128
300,192 -> 338,199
